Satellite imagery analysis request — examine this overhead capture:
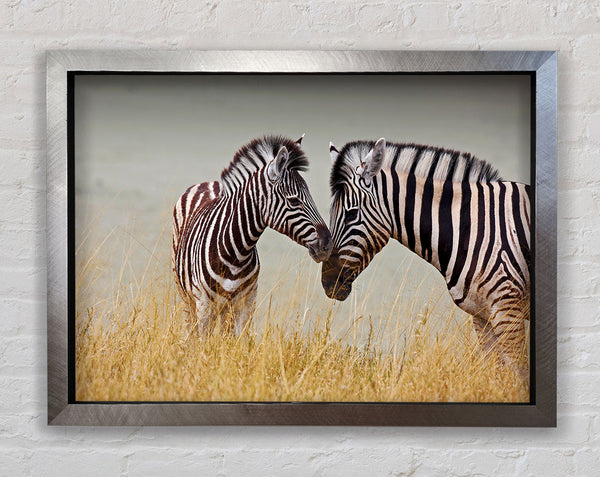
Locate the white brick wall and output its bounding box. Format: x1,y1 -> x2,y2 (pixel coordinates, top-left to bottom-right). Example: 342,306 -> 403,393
0,0 -> 598,475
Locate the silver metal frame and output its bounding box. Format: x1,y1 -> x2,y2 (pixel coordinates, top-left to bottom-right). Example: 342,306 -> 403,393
47,50 -> 557,426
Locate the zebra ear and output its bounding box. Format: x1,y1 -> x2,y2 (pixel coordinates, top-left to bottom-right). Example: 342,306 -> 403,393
267,146 -> 289,182
329,142 -> 339,163
295,133 -> 305,145
360,138 -> 386,184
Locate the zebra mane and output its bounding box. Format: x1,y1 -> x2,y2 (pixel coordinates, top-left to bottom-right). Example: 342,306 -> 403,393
220,135 -> 309,195
330,140 -> 502,197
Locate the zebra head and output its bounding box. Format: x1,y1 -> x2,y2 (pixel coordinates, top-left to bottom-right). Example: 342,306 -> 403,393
321,138 -> 390,301
263,136 -> 333,263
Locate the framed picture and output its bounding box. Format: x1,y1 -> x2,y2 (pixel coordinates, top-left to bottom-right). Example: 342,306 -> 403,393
47,50 -> 556,426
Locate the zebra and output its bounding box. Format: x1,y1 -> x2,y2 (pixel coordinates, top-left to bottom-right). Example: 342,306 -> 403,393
321,138 -> 531,377
173,135 -> 333,336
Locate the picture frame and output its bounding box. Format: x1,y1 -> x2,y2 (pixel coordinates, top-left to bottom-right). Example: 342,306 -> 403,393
47,50 -> 557,426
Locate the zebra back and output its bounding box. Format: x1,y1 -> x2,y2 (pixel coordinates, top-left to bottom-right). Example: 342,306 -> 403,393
330,141 -> 502,198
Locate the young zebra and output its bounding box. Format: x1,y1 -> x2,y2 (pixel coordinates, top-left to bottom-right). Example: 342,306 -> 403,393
173,135 -> 332,336
321,138 -> 531,376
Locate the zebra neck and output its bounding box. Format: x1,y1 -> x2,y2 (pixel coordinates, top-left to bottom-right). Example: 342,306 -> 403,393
390,172 -> 465,275
218,179 -> 267,264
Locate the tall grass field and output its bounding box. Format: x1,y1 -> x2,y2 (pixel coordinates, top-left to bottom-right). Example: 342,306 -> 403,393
75,227 -> 529,403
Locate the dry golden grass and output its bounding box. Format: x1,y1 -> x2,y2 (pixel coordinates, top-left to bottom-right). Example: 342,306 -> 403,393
75,232 -> 529,403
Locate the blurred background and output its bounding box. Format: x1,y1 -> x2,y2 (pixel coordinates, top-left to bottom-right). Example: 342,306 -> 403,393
75,73 -> 530,345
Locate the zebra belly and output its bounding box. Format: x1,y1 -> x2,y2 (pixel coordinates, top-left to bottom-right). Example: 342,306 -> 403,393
445,256 -> 529,322
192,276 -> 258,310
447,280 -> 492,320
198,260 -> 260,301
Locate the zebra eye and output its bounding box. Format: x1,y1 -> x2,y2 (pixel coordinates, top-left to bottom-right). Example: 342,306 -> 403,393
287,196 -> 303,208
345,208 -> 360,223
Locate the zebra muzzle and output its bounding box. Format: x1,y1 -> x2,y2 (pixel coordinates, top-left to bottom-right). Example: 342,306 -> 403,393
320,253 -> 353,301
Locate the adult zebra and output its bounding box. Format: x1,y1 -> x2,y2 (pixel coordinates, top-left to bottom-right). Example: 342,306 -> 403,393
321,138 -> 531,376
173,135 -> 332,336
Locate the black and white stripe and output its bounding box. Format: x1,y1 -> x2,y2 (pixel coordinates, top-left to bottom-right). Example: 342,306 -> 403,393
322,138 -> 530,375
173,135 -> 332,335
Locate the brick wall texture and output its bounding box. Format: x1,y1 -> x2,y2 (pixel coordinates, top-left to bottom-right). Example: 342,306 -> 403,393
1,1 -> 599,475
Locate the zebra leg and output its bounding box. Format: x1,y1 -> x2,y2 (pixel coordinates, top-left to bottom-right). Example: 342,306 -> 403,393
232,283 -> 258,336
489,311 -> 529,380
472,313 -> 528,383
183,297 -> 200,337
472,315 -> 500,356
190,294 -> 217,338
173,276 -> 198,334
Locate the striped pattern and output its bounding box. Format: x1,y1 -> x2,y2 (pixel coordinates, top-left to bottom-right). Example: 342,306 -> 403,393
322,139 -> 531,375
173,135 -> 331,335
